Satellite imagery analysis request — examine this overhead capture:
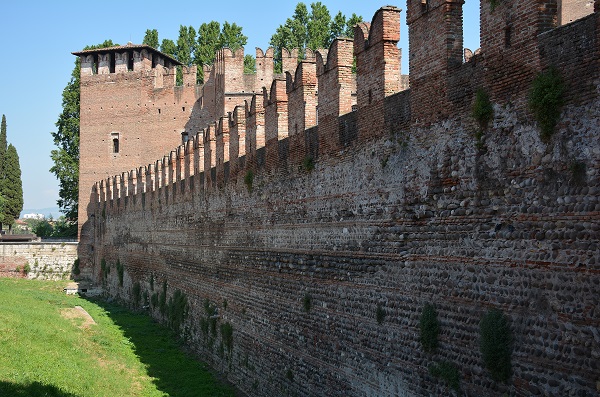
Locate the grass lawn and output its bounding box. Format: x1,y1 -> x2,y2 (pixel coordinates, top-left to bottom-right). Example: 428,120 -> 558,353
0,278 -> 236,397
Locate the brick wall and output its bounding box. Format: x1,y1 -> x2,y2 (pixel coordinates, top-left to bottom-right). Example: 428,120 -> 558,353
79,3 -> 600,396
0,243 -> 78,280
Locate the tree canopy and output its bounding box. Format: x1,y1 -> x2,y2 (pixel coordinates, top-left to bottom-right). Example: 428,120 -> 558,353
195,22 -> 248,83
143,29 -> 159,49
1,142 -> 23,231
269,2 -> 362,72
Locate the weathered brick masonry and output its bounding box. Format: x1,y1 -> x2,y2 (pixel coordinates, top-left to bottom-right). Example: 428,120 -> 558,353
0,243 -> 78,280
78,2 -> 599,396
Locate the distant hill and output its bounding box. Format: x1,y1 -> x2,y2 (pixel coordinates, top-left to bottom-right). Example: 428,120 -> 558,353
20,207 -> 62,219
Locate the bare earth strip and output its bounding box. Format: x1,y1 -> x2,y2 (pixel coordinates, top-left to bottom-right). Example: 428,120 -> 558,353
61,306 -> 96,328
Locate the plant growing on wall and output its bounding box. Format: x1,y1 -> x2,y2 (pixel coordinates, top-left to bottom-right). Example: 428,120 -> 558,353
488,0 -> 501,11
473,88 -> 494,129
220,322 -> 233,353
72,259 -> 80,276
429,361 -> 460,392
150,292 -> 158,309
132,282 -> 141,307
159,280 -> 168,315
244,170 -> 254,192
116,260 -> 124,287
472,88 -> 494,149
303,293 -> 312,312
420,303 -> 439,353
569,160 -> 586,185
167,289 -> 189,332
376,304 -> 386,324
100,258 -> 109,280
529,66 -> 565,141
302,155 -> 315,172
480,308 -> 512,382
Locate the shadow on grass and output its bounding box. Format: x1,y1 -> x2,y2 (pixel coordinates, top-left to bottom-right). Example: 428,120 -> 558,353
85,298 -> 236,397
0,381 -> 79,397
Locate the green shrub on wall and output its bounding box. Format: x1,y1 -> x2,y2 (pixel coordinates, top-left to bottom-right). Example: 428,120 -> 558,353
488,0 -> 501,11
529,66 -> 565,141
480,308 -> 512,382
303,293 -> 312,313
167,289 -> 188,332
116,260 -> 124,287
72,259 -> 80,276
159,280 -> 167,315
376,304 -> 386,324
429,361 -> 460,392
472,88 -> 494,129
244,170 -> 254,192
419,303 -> 439,353
302,155 -> 315,172
100,258 -> 108,280
220,322 -> 233,353
472,88 -> 494,149
132,282 -> 141,307
150,292 -> 158,308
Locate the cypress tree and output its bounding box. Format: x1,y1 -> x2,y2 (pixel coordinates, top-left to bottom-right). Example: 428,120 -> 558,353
0,115 -> 6,170
2,144 -> 23,232
0,115 -> 6,232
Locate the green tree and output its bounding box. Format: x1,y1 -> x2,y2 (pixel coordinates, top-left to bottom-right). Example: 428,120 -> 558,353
330,11 -> 347,43
160,39 -> 177,58
269,2 -> 362,72
31,219 -> 53,238
50,40 -> 116,226
306,2 -> 331,50
220,21 -> 247,52
2,144 -> 23,231
143,29 -> 159,49
344,13 -> 362,38
0,115 -> 6,175
244,54 -> 256,74
176,26 -> 197,85
195,21 -> 248,83
196,21 -> 221,66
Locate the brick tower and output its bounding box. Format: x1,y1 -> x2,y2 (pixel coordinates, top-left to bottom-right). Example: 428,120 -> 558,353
73,44 -> 200,244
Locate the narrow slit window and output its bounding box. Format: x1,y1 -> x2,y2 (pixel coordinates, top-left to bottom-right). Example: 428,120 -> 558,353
112,133 -> 120,154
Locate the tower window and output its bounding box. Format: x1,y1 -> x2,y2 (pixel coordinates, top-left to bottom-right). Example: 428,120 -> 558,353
182,132 -> 189,144
111,133 -> 120,154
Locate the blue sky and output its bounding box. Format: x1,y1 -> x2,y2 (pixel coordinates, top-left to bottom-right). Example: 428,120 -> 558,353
0,1 -> 480,213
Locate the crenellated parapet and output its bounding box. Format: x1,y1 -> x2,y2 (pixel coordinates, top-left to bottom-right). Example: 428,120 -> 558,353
281,48 -> 300,76
88,2 -> 600,242
255,47 -> 275,93
355,6 -> 403,138
216,116 -> 230,185
406,0 -> 464,124
264,78 -> 288,170
287,59 -> 317,135
317,39 -> 354,155
228,105 -> 247,178
75,44 -> 181,77
245,94 -> 266,168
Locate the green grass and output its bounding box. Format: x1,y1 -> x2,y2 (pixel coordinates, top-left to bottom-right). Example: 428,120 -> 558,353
0,278 -> 235,397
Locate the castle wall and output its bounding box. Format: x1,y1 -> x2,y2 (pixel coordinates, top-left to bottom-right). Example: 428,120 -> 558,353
80,3 -> 600,396
77,59 -> 200,247
0,242 -> 78,280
